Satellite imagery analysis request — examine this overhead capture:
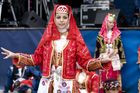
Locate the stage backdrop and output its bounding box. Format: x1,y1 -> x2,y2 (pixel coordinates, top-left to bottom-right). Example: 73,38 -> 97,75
0,28 -> 140,93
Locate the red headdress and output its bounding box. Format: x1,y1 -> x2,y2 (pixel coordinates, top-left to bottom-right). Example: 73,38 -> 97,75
99,13 -> 121,43
37,4 -> 84,48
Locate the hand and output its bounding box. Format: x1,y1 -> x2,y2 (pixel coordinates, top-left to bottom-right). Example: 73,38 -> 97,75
100,58 -> 111,63
88,59 -> 102,71
1,47 -> 18,59
99,53 -> 111,63
99,57 -> 111,63
94,58 -> 102,63
108,49 -> 118,58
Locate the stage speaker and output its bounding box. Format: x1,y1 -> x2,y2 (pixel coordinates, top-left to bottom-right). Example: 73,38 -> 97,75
20,11 -> 46,27
80,5 -> 97,26
94,9 -> 128,27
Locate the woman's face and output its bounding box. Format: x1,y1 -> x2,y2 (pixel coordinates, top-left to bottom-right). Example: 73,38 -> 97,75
107,20 -> 114,30
54,13 -> 69,30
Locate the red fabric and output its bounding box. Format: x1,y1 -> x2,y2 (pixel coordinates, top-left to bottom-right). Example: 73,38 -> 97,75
86,71 -> 100,93
12,58 -> 25,68
31,4 -> 92,78
10,80 -> 32,92
99,14 -> 121,44
20,80 -> 32,87
138,46 -> 140,52
99,62 -> 120,93
101,62 -> 120,81
76,70 -> 100,93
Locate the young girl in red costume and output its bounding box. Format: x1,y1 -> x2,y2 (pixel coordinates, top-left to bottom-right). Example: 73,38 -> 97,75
94,13 -> 126,93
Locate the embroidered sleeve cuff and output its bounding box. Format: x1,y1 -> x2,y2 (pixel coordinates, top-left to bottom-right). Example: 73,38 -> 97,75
12,53 -> 20,66
87,59 -> 103,71
12,53 -> 35,66
86,59 -> 95,70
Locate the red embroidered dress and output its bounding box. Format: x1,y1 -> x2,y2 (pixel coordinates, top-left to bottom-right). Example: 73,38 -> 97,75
94,14 -> 126,93
13,4 -> 99,93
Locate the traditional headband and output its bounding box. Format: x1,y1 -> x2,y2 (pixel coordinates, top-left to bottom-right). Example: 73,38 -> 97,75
56,5 -> 68,14
108,13 -> 115,22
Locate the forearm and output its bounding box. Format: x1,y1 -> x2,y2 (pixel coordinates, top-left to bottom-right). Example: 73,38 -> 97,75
13,53 -> 35,66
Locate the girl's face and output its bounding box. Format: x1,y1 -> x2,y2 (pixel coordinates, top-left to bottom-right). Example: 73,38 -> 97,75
107,20 -> 114,30
54,13 -> 69,30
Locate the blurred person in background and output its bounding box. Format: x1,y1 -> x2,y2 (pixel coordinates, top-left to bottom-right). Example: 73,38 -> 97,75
3,64 -> 41,93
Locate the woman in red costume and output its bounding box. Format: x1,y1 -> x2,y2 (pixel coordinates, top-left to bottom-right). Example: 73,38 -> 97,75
94,13 -> 126,93
1,4 -> 108,93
